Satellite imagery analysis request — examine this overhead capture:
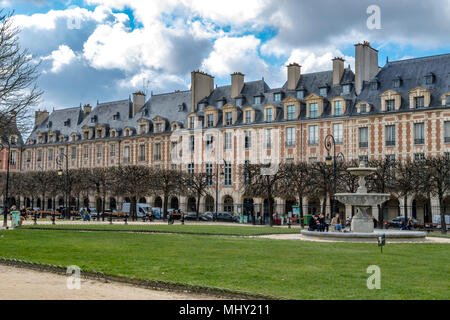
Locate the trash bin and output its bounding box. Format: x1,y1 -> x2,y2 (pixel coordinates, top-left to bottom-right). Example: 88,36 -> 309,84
304,214 -> 313,225
11,210 -> 20,229
243,215 -> 248,224
239,215 -> 244,224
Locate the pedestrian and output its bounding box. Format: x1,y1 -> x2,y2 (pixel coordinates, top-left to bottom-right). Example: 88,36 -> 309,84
318,213 -> 329,232
86,207 -> 91,222
331,213 -> 342,232
372,216 -> 378,229
19,206 -> 27,226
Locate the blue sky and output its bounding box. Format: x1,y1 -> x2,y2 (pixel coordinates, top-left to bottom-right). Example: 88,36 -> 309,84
4,0 -> 450,110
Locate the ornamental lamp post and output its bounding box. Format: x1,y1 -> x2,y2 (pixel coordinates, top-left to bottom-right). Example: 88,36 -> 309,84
324,134 -> 345,219
56,150 -> 70,220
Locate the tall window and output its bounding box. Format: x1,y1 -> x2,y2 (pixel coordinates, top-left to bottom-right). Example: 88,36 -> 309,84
224,163 -> 232,186
286,127 -> 295,146
188,163 -> 194,174
207,114 -> 214,127
96,145 -> 102,158
265,108 -> 273,122
10,151 -> 16,165
358,155 -> 368,164
245,110 -> 251,124
386,99 -> 395,111
224,132 -> 232,150
37,149 -> 42,162
359,127 -> 368,148
319,87 -> 327,97
254,96 -> 261,105
415,96 -> 425,108
445,121 -> 450,143
334,100 -> 342,116
333,123 -> 343,143
385,125 -> 396,146
244,131 -> 251,149
226,112 -> 233,126
189,135 -> 195,152
414,153 -> 425,161
310,103 -> 318,118
274,93 -> 281,102
206,163 -> 213,186
154,143 -> 161,161
446,95 -> 450,106
296,90 -> 304,100
265,129 -> 272,149
71,147 -> 76,160
360,104 -> 367,113
59,148 -> 64,162
48,149 -> 53,161
287,105 -> 295,120
189,117 -> 195,129
110,144 -> 116,157
83,146 -> 89,159
308,125 -> 318,145
206,135 -> 214,151
124,146 -> 130,163
139,144 -> 146,161
414,123 -> 424,145
26,151 -> 31,162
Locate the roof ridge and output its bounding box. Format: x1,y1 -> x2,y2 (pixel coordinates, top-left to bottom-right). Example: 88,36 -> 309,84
97,99 -> 129,105
151,90 -> 190,97
389,53 -> 450,64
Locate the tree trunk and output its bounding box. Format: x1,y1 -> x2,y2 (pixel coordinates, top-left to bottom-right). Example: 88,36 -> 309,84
131,197 -> 137,221
404,194 -> 408,222
298,193 -> 304,228
378,203 -> 384,229
196,193 -> 201,221
439,193 -> 447,234
163,194 -> 169,220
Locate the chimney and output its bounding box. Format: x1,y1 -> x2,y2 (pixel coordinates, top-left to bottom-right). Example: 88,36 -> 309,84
83,104 -> 92,118
231,72 -> 244,98
287,63 -> 301,91
190,70 -> 214,112
34,109 -> 49,128
332,57 -> 345,86
132,91 -> 146,117
354,41 -> 379,95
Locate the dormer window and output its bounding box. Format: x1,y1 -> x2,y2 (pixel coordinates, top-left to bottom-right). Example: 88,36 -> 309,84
207,114 -> 214,127
47,121 -> 52,129
265,108 -> 273,122
319,87 -> 328,97
156,123 -> 163,133
225,112 -> 233,126
113,112 -> 120,120
386,99 -> 395,111
393,77 -> 401,88
370,80 -> 379,90
83,132 -> 89,140
178,103 -> 186,112
198,102 -> 207,111
254,96 -> 262,105
310,103 -> 318,118
287,105 -> 296,120
217,99 -> 225,108
144,109 -> 149,116
360,104 -> 367,113
64,119 -> 71,127
274,92 -> 282,102
139,124 -> 147,134
425,73 -> 435,85
235,97 -> 243,107
91,115 -> 97,123
446,95 -> 450,106
296,90 -> 305,100
415,96 -> 425,108
342,84 -> 351,94
334,100 -> 343,116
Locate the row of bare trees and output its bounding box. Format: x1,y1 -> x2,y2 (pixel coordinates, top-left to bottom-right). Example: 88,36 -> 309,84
243,156 -> 449,233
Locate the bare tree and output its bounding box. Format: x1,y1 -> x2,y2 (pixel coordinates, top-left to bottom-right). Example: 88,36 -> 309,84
308,162 -> 334,216
150,168 -> 182,219
0,10 -> 42,137
392,159 -> 417,222
86,168 -> 114,220
181,172 -> 211,220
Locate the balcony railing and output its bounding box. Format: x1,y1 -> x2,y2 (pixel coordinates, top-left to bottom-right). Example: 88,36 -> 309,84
414,138 -> 424,145
386,140 -> 396,146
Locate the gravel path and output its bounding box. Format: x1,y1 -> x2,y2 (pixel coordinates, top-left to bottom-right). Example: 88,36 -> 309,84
0,265 -> 220,300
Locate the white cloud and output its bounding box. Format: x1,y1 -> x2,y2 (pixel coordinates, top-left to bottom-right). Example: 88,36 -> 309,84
285,48 -> 355,74
43,45 -> 77,73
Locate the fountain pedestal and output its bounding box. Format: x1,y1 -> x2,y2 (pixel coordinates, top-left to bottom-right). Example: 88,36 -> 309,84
351,207 -> 374,233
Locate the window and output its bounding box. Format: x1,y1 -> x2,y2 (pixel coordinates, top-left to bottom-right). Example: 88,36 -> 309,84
386,99 -> 395,111
198,103 -> 206,111
446,95 -> 450,106
206,135 -> 214,151
59,148 -> 64,162
414,123 -> 424,145
96,145 -> 102,158
265,129 -> 272,149
189,135 -> 195,152
386,154 -> 395,162
334,100 -> 342,116
71,147 -> 76,160
217,100 -> 225,108
274,93 -> 282,102
206,163 -> 213,187
359,155 -> 368,165
359,127 -> 368,148
124,146 -> 130,163
445,121 -> 450,143
224,132 -> 232,150
415,96 -> 425,108
342,84 -> 350,94
287,105 -> 296,120
154,143 -> 161,161
244,131 -> 251,149
48,149 -> 53,161
245,110 -> 251,124
83,146 -> 89,159
265,108 -> 273,122
393,79 -> 401,88
110,144 -> 116,157
425,74 -> 434,85
445,152 -> 450,160
188,163 -> 194,174
297,90 -> 304,100
308,125 -> 318,145
113,112 -> 120,120
310,103 -> 318,118
333,123 -> 343,143
319,87 -> 327,97
139,144 -> 146,162
226,112 -> 233,126
189,117 -> 195,129
286,127 -> 295,146
360,104 -> 367,113
254,96 -> 262,105
385,125 -> 396,146
370,81 -> 379,90
91,115 -> 97,123
37,150 -> 42,162
64,119 -> 70,127
26,151 -> 31,162
236,98 -> 243,107
224,163 -> 232,186
10,151 -> 16,166
207,114 -> 214,127
414,153 -> 425,161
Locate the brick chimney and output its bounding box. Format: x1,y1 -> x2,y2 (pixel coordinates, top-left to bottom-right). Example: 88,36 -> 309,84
132,91 -> 146,117
231,72 -> 244,99
354,41 -> 379,95
34,109 -> 49,128
190,70 -> 214,112
287,63 -> 301,91
83,104 -> 92,118
332,57 -> 345,86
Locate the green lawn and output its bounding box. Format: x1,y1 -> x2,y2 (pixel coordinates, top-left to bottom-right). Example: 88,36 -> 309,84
426,233 -> 450,238
0,229 -> 449,299
22,224 -> 301,236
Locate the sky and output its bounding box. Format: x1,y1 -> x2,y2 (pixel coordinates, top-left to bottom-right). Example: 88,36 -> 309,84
3,0 -> 450,111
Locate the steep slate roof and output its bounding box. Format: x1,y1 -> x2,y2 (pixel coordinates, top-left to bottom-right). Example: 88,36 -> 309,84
29,107 -> 83,141
357,53 -> 450,114
143,90 -> 191,126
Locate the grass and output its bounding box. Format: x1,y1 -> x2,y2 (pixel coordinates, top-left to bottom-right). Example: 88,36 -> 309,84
21,224 -> 301,236
426,232 -> 450,238
0,229 -> 449,299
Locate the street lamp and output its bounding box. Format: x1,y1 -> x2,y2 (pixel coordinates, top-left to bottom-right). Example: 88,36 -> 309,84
324,134 -> 345,219
214,159 -> 226,222
56,150 -> 70,220
1,135 -> 11,227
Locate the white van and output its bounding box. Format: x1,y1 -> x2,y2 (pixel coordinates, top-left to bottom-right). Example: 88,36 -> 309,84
121,203 -> 152,218
432,215 -> 450,230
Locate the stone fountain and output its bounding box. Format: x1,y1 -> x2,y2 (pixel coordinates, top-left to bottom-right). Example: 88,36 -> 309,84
301,163 -> 427,242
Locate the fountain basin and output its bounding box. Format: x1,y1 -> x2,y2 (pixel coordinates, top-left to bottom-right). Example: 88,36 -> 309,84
334,193 -> 391,207
301,229 -> 427,242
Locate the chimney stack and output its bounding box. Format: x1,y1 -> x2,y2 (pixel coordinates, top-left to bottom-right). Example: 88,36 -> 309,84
231,72 -> 245,99
34,109 -> 49,128
354,41 -> 379,95
332,57 -> 345,86
190,70 -> 214,112
83,104 -> 92,118
132,91 -> 146,117
287,63 -> 301,91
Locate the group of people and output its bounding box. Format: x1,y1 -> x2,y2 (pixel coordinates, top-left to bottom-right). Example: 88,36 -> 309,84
308,213 -> 336,232
79,207 -> 92,221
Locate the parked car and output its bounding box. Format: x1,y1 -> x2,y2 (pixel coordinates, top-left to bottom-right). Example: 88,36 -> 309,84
184,212 -> 208,221
387,217 -> 421,229
432,215 -> 450,230
88,208 -> 98,216
201,212 -> 214,221
167,209 -> 184,220
216,212 -> 238,223
122,203 -> 153,218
